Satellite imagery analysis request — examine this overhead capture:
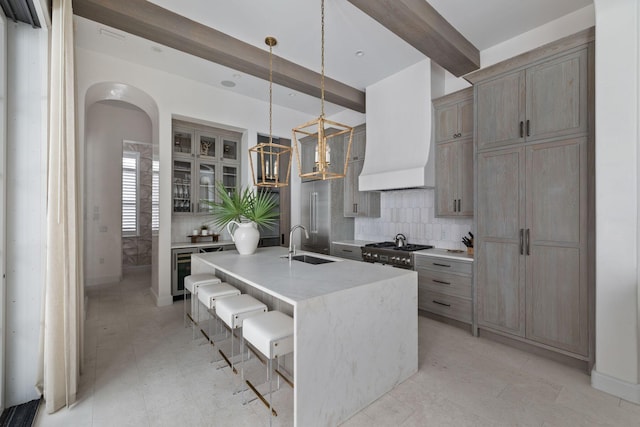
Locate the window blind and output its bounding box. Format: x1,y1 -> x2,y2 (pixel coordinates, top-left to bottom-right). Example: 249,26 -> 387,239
122,152 -> 139,236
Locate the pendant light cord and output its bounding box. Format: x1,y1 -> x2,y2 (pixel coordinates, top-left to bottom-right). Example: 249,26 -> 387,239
269,40 -> 274,144
320,0 -> 325,118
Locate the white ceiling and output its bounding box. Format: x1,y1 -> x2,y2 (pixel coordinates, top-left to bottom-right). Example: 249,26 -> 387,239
74,0 -> 593,116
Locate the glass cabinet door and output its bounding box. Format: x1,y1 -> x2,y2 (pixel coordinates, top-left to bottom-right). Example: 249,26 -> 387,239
197,161 -> 216,213
222,138 -> 238,162
198,133 -> 216,159
221,165 -> 238,196
173,128 -> 193,156
173,159 -> 193,213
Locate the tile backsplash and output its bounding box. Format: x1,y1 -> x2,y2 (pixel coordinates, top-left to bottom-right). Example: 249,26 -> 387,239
355,188 -> 473,250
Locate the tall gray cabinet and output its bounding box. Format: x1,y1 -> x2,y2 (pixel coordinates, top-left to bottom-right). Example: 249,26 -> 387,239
468,29 -> 594,366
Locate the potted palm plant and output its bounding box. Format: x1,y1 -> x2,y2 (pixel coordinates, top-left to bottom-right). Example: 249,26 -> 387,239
204,181 -> 278,255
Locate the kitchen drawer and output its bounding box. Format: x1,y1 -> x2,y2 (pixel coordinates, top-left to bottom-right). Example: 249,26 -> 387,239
414,255 -> 472,275
416,269 -> 471,298
331,243 -> 362,261
418,290 -> 472,323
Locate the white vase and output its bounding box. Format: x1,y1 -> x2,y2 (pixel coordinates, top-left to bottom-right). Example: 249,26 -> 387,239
226,220 -> 260,255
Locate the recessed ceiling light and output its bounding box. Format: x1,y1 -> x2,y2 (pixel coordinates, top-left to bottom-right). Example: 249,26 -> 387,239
355,50 -> 365,57
232,73 -> 242,79
288,93 -> 296,97
151,46 -> 163,53
99,28 -> 125,40
221,80 -> 236,87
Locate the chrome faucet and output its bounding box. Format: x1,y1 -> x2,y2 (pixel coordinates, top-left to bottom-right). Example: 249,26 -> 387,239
289,225 -> 309,260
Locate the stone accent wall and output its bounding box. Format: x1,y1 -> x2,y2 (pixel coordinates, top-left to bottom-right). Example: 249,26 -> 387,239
122,141 -> 153,267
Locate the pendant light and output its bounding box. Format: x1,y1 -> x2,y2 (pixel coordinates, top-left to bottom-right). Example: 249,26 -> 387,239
292,0 -> 353,181
249,36 -> 292,188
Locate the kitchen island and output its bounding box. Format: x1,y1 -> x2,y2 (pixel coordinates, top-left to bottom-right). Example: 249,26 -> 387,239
191,246 -> 418,426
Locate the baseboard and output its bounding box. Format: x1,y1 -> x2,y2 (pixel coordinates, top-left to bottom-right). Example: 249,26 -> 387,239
478,328 -> 590,373
150,286 -> 173,307
84,275 -> 121,286
419,309 -> 474,335
591,368 -> 640,404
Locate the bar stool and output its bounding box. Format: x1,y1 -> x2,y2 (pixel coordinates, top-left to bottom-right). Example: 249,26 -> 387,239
215,294 -> 267,374
196,282 -> 241,342
183,274 -> 221,335
242,311 -> 294,423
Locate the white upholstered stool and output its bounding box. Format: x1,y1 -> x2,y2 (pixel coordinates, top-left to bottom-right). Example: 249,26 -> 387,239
196,282 -> 241,342
183,274 -> 221,334
215,294 -> 267,374
242,311 -> 294,422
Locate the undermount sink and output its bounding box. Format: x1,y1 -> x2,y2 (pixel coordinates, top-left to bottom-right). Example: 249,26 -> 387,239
291,254 -> 335,265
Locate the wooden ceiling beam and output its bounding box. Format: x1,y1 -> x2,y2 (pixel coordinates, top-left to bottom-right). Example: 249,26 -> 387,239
72,0 -> 366,113
347,0 -> 480,77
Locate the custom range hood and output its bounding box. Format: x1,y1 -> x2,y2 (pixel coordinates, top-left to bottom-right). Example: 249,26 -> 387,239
359,59 -> 436,191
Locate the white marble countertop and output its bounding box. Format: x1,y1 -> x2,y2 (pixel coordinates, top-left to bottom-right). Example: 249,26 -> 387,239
332,239 -> 376,247
193,246 -> 415,306
171,240 -> 235,250
415,247 -> 474,262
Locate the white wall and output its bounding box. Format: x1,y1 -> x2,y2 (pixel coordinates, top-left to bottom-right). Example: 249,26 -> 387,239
0,12 -> 6,412
5,21 -> 48,407
591,0 -> 640,403
75,47 -> 316,306
84,101 -> 152,285
481,5 -> 595,68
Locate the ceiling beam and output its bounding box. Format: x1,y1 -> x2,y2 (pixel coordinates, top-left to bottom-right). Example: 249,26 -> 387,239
347,0 -> 479,77
72,0 -> 366,113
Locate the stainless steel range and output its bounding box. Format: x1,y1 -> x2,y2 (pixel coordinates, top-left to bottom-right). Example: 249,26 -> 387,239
361,242 -> 433,269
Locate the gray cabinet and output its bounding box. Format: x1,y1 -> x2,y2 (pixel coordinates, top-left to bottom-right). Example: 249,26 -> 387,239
434,89 -> 474,217
344,125 -> 380,218
434,88 -> 474,143
415,255 -> 473,325
331,243 -> 362,261
476,48 -> 588,152
172,121 -> 241,215
476,139 -> 589,356
435,138 -> 473,217
474,36 -> 593,362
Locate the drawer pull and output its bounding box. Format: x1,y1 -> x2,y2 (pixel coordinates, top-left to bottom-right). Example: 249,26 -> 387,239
432,300 -> 451,307
432,279 -> 450,285
342,249 -> 353,253
433,263 -> 451,268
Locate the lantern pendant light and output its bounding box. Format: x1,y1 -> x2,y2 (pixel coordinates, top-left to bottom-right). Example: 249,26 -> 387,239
292,0 -> 353,181
249,36 -> 292,188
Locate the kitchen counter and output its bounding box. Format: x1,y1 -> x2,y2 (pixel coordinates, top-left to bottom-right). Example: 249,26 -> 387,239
415,247 -> 474,262
191,247 -> 417,427
171,240 -> 234,250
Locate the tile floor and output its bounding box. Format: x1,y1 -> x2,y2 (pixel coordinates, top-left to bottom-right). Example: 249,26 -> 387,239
35,269 -> 640,427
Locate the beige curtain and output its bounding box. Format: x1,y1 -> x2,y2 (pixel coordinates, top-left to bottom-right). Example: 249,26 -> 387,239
36,0 -> 84,414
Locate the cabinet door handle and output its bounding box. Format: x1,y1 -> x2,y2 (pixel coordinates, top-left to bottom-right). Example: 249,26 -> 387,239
526,228 -> 530,255
519,229 -> 524,255
433,300 -> 451,307
432,279 -> 451,285
519,121 -> 524,138
526,120 -> 531,137
433,263 -> 451,268
457,199 -> 461,212
453,199 -> 457,212
353,203 -> 358,213
281,233 -> 285,245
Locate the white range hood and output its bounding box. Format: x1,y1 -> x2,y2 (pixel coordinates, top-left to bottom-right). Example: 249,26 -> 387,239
359,59 -> 436,191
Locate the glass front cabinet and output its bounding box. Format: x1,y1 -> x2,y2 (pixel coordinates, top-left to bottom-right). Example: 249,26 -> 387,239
172,121 -> 240,216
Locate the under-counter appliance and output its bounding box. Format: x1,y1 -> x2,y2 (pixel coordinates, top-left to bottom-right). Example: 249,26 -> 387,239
361,241 -> 433,269
300,180 -> 354,255
171,244 -> 233,298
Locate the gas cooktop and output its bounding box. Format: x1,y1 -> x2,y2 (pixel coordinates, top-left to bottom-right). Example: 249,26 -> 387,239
364,242 -> 433,252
